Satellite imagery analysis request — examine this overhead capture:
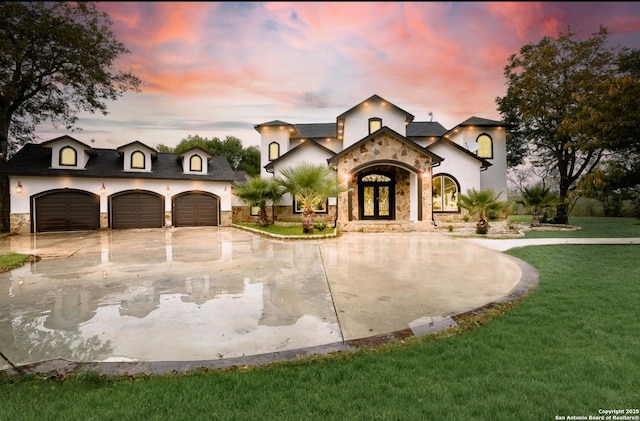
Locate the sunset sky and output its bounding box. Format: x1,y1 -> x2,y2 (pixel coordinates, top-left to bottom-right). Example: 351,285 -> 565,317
38,1 -> 640,150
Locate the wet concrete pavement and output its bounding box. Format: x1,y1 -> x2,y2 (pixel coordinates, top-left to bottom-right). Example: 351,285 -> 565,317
0,227 -> 533,375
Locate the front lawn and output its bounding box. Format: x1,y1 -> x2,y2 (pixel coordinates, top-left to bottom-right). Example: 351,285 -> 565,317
510,215 -> 640,238
2,244 -> 638,420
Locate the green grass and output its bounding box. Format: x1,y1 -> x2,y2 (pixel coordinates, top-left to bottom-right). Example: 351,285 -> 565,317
509,215 -> 640,238
0,252 -> 29,272
2,243 -> 639,420
235,222 -> 334,236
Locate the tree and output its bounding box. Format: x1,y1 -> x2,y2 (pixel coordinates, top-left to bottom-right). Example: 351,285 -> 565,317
276,163 -> 345,234
0,2 -> 141,231
157,134 -> 260,177
457,188 -> 509,234
517,184 -> 558,226
233,177 -> 284,227
496,26 -> 639,224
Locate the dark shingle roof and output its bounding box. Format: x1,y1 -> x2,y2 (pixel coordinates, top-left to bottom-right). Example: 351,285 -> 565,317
406,121 -> 448,137
456,116 -> 508,127
291,123 -> 337,139
3,143 -> 237,181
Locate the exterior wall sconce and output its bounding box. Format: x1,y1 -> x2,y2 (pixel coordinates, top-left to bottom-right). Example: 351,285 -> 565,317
165,185 -> 171,194
100,183 -> 106,194
15,181 -> 23,194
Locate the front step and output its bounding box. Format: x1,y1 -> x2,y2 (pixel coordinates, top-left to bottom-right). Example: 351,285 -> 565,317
341,220 -> 434,233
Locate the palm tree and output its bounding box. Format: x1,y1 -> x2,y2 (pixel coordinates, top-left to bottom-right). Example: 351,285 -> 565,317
276,163 -> 345,234
457,188 -> 509,234
233,176 -> 284,227
517,184 -> 558,227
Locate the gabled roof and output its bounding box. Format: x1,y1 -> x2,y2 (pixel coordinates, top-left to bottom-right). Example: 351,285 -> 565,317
41,135 -> 97,156
336,94 -> 415,124
327,126 -> 443,166
426,137 -> 492,169
290,123 -> 337,139
264,139 -> 336,171
406,121 -> 448,137
2,143 -> 237,181
178,146 -> 214,160
116,140 -> 158,157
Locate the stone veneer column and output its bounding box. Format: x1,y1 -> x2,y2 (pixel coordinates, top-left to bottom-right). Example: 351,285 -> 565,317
10,213 -> 30,234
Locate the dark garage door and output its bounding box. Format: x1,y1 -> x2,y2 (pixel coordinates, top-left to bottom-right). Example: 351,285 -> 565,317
34,190 -> 100,232
111,191 -> 164,229
173,192 -> 218,227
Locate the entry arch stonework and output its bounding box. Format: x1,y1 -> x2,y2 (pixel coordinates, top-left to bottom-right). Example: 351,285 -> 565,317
330,131 -> 437,232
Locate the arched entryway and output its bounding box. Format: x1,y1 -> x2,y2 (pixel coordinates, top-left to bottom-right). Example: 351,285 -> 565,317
358,171 -> 395,220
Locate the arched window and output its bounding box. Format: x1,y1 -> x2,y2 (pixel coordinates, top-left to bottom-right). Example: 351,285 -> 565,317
59,146 -> 77,166
131,151 -> 145,169
476,134 -> 493,159
190,155 -> 203,172
268,142 -> 280,161
369,117 -> 382,134
432,174 -> 460,212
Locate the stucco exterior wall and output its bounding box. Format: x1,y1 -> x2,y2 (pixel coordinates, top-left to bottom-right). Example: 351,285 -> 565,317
258,125 -> 293,178
427,143 -> 483,196
342,103 -> 408,149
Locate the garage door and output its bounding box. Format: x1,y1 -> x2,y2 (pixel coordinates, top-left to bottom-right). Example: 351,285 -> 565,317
34,190 -> 100,232
111,191 -> 164,229
173,192 -> 218,227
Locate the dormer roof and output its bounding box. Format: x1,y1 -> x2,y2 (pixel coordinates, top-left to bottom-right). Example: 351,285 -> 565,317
116,140 -> 158,157
41,135 -> 97,156
177,147 -> 213,160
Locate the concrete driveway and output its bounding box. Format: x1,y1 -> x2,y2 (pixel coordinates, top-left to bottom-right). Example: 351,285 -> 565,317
0,227 -> 534,375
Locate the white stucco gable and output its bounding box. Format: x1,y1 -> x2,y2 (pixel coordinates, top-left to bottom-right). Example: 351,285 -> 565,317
41,135 -> 96,170
426,138 -> 491,195
117,141 -> 158,172
178,147 -> 213,175
337,94 -> 414,150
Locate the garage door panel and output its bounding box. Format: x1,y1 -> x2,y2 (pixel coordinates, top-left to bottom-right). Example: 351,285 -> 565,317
35,191 -> 100,232
173,193 -> 218,227
111,192 -> 163,229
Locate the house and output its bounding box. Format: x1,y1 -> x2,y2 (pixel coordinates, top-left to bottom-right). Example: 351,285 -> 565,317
246,94 -> 510,231
3,136 -> 237,234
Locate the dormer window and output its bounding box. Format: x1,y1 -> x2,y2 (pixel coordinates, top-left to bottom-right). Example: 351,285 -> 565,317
59,146 -> 77,166
190,155 -> 203,172
131,151 -> 145,169
369,117 -> 382,134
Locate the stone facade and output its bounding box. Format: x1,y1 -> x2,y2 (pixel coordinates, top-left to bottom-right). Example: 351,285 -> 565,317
333,133 -> 435,231
9,213 -> 30,235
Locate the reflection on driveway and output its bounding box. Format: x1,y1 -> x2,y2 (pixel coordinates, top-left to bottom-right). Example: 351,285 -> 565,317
0,227 -> 524,371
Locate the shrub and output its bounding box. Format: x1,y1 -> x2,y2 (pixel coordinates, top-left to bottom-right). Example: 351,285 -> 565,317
314,222 -> 328,232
